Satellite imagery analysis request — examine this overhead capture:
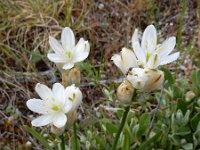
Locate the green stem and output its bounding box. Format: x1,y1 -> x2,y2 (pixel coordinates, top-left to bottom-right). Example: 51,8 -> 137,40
112,91 -> 137,150
60,134 -> 65,150
73,122 -> 78,150
112,106 -> 130,150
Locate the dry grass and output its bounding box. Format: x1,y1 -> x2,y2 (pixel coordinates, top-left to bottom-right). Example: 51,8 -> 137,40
0,0 -> 199,149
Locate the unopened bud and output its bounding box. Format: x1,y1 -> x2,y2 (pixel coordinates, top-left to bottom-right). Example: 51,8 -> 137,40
127,68 -> 164,92
25,141 -> 32,150
68,67 -> 81,86
185,91 -> 195,102
66,111 -> 77,127
144,69 -> 164,92
51,124 -> 66,135
117,80 -> 135,105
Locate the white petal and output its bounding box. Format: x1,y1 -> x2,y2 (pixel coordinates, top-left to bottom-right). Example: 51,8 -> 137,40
61,27 -> 75,50
63,99 -> 73,113
31,115 -> 53,127
160,52 -> 180,65
35,83 -> 53,101
49,36 -> 65,55
53,113 -> 67,128
47,53 -> 66,63
158,37 -> 176,57
127,68 -> 147,90
26,99 -> 48,114
73,38 -> 90,62
132,42 -> 146,63
131,28 -> 139,45
111,54 -> 125,74
65,84 -> 83,111
146,53 -> 160,68
62,63 -> 74,70
141,25 -> 157,53
52,83 -> 65,105
121,47 -> 138,69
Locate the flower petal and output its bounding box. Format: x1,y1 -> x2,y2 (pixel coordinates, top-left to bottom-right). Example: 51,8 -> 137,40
160,52 -> 180,65
65,84 -> 82,111
61,27 -> 75,50
73,38 -> 90,62
111,54 -> 125,74
63,99 -> 73,113
127,68 -> 147,90
47,53 -> 66,63
131,28 -> 139,45
121,47 -> 138,69
141,25 -> 157,53
49,36 -> 64,55
52,83 -> 65,105
146,53 -> 160,68
62,63 -> 74,70
35,83 -> 53,101
26,99 -> 48,114
31,115 -> 53,127
132,42 -> 146,63
53,113 -> 67,128
158,37 -> 176,57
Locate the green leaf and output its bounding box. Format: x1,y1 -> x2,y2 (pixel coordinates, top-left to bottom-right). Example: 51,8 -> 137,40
191,70 -> 200,95
123,129 -> 130,150
106,122 -> 118,135
137,113 -> 151,137
138,131 -> 162,150
30,51 -> 42,64
24,125 -> 52,150
191,113 -> 200,130
71,135 -> 80,150
160,67 -> 175,88
182,143 -> 193,150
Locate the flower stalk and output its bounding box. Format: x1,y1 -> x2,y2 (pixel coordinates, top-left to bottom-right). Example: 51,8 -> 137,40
112,91 -> 137,150
73,122 -> 78,150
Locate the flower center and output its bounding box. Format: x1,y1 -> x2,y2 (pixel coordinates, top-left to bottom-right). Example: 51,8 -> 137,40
51,105 -> 60,111
66,51 -> 71,58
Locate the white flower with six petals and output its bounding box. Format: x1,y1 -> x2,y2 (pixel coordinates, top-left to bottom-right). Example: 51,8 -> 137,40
48,27 -> 90,70
26,83 -> 82,128
132,24 -> 180,68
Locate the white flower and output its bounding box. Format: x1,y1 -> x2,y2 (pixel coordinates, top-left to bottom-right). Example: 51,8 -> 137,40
48,27 -> 90,70
127,68 -> 164,92
111,47 -> 138,75
26,83 -> 82,128
132,25 -> 180,68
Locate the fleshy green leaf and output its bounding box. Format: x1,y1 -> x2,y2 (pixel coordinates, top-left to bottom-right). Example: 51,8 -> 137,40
137,113 -> 151,137
24,125 -> 52,150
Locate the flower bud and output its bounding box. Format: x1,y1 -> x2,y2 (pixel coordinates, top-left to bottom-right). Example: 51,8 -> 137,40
185,91 -> 195,102
50,124 -> 66,135
117,80 -> 135,105
66,111 -> 77,127
68,67 -> 81,86
25,141 -> 32,150
127,68 -> 164,92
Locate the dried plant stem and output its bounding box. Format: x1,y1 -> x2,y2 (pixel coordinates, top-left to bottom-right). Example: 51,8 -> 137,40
147,83 -> 164,137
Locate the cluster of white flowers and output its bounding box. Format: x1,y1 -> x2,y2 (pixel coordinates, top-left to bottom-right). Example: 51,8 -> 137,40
27,24 -> 180,128
27,27 -> 90,129
112,25 -> 180,92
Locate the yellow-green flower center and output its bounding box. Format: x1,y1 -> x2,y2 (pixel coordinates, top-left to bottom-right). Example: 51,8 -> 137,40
66,51 -> 71,58
51,105 -> 60,111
